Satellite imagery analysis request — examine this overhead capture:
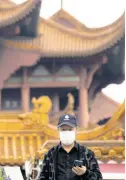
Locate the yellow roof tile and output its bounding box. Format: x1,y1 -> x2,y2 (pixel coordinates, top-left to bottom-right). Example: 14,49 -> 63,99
0,101 -> 124,165
3,13 -> 124,57
0,0 -> 40,27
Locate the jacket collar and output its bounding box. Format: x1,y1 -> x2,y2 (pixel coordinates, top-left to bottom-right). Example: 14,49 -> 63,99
58,141 -> 79,151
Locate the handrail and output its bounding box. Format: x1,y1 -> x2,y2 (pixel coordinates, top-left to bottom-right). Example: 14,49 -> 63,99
41,140 -> 125,149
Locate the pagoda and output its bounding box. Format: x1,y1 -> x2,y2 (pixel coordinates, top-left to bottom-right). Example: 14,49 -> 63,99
0,0 -> 125,178
0,0 -> 125,127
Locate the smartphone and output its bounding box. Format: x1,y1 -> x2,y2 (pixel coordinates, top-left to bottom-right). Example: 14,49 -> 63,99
73,160 -> 83,167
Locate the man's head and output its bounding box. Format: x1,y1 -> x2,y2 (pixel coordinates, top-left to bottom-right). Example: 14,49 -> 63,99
57,114 -> 77,146
58,114 -> 77,128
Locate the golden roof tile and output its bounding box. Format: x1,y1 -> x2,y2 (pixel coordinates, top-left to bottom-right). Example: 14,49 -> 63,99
0,99 -> 124,165
0,0 -> 40,28
3,12 -> 125,57
49,9 -> 88,31
37,139 -> 125,162
0,0 -> 15,8
50,9 -> 125,34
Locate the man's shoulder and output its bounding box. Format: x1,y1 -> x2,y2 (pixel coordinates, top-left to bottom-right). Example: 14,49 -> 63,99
85,147 -> 95,157
45,145 -> 58,156
78,143 -> 94,156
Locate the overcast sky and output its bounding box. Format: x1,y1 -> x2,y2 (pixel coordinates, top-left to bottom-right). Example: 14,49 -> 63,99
11,0 -> 125,103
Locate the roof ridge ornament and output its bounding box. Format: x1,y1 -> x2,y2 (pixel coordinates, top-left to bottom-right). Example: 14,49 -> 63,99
61,0 -> 63,9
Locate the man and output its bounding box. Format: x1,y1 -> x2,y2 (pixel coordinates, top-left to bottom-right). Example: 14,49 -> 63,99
37,114 -> 103,180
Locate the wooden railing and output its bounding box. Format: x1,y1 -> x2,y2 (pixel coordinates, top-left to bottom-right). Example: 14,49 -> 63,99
40,140 -> 125,163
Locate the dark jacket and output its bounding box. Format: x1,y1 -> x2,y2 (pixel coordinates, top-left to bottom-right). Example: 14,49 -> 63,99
37,143 -> 103,180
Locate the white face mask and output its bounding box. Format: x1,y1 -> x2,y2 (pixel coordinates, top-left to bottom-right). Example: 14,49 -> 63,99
59,131 -> 76,145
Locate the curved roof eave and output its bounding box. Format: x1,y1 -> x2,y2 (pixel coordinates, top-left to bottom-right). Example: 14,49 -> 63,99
42,12 -> 125,38
49,9 -> 125,34
0,0 -> 41,28
1,12 -> 125,57
0,0 -> 16,8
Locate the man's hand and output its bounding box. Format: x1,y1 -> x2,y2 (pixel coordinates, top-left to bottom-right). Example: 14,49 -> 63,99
72,166 -> 87,176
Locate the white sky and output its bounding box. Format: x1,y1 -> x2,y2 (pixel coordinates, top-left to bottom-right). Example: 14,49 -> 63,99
11,0 -> 125,103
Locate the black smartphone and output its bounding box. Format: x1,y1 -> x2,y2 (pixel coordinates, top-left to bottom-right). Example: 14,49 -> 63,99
73,160 -> 83,167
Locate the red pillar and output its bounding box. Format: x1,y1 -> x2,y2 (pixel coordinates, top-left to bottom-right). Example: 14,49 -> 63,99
79,87 -> 89,128
22,68 -> 29,112
53,93 -> 60,113
79,67 -> 89,128
0,89 -> 1,111
21,85 -> 30,112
